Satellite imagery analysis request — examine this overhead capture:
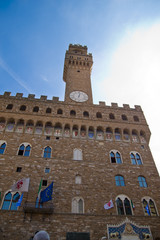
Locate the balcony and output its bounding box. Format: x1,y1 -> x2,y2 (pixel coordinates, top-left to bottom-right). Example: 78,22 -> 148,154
23,202 -> 54,214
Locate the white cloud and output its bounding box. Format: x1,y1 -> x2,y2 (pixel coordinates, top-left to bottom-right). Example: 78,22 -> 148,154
95,22 -> 160,174
0,57 -> 32,93
40,74 -> 49,82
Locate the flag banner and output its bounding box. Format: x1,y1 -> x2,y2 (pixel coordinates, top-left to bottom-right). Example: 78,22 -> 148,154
16,193 -> 23,207
131,200 -> 135,209
38,178 -> 42,197
11,178 -> 30,192
40,182 -> 53,203
104,200 -> 114,210
145,204 -> 150,215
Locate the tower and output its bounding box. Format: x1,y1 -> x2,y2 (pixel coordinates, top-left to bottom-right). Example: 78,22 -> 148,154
63,44 -> 93,104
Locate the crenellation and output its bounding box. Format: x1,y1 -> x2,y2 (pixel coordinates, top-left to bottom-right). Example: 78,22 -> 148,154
111,103 -> 118,108
16,93 -> 23,98
4,91 -> 11,97
123,104 -> 130,109
99,101 -> 106,106
28,94 -> 35,99
52,96 -> 59,102
40,95 -> 47,100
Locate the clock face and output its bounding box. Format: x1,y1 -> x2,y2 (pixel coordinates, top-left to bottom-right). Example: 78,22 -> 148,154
70,91 -> 88,102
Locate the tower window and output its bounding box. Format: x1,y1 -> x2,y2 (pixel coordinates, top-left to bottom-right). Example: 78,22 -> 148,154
109,113 -> 115,119
6,104 -> 13,110
72,197 -> 84,213
142,198 -> 157,216
122,114 -> 128,120
110,151 -> 122,164
133,115 -> 139,122
18,144 -> 31,156
42,180 -> 47,186
46,108 -> 52,113
96,112 -> 102,118
43,146 -> 51,158
45,168 -> 50,173
33,106 -> 39,112
20,105 -> 26,111
83,111 -> 89,117
116,196 -> 132,215
0,142 -> 6,154
130,152 -> 142,165
138,176 -> 147,188
16,167 -> 22,172
57,109 -> 63,115
70,110 -> 76,116
115,175 -> 125,186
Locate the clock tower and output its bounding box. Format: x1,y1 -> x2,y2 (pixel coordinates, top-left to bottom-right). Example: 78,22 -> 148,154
63,44 -> 93,104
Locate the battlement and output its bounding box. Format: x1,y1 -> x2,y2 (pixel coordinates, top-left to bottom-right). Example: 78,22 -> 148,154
0,92 -> 142,111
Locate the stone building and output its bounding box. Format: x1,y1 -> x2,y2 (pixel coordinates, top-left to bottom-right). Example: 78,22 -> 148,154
0,44 -> 160,240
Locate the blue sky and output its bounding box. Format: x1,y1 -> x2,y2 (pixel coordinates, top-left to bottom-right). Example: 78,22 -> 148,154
0,0 -> 160,172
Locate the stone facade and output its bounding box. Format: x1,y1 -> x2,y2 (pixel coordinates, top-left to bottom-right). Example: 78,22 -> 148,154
0,44 -> 160,240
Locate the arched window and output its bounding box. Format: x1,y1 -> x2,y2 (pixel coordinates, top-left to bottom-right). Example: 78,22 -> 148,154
45,122 -> 52,136
122,114 -> 128,121
115,128 -> 121,141
20,105 -> 26,111
132,130 -> 139,142
115,175 -> 125,186
43,146 -> 51,158
130,152 -> 142,165
75,175 -> 82,184
133,115 -> 139,122
0,142 -> 6,154
18,144 -> 31,156
73,149 -> 82,160
54,123 -> 62,137
96,127 -> 104,140
88,126 -> 94,139
106,128 -> 113,140
80,126 -> 86,138
142,198 -> 158,216
116,195 -> 132,215
110,151 -> 122,164
46,108 -> 52,113
140,130 -> 146,143
109,113 -> 115,119
33,106 -> 39,112
1,192 -> 20,210
96,112 -> 102,118
6,104 -> 13,110
138,176 -> 147,188
25,120 -> 34,134
123,129 -> 130,141
57,109 -> 63,115
72,197 -> 84,213
64,124 -> 70,137
72,125 -> 78,137
70,110 -> 76,116
0,118 -> 5,132
83,111 -> 89,117
10,192 -> 20,210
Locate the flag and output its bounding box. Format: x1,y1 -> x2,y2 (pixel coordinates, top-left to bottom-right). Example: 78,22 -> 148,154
11,178 -> 30,192
104,200 -> 114,210
145,204 -> 150,215
38,178 -> 42,197
131,200 -> 135,209
16,193 -> 23,207
40,182 -> 53,203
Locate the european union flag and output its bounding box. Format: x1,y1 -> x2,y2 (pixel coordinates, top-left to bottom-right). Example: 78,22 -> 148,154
40,182 -> 53,203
